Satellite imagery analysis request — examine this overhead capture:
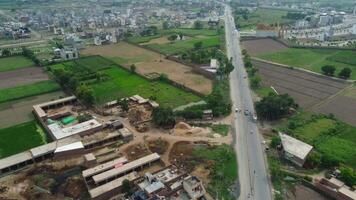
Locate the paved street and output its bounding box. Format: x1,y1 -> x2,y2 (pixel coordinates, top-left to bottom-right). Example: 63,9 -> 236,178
224,5 -> 272,200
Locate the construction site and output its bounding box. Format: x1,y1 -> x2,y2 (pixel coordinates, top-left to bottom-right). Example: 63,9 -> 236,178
0,92 -> 234,200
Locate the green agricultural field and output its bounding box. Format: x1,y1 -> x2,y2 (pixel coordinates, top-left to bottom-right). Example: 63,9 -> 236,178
50,56 -> 202,108
127,28 -> 220,44
258,48 -> 356,79
193,145 -> 237,200
91,68 -> 202,107
0,80 -> 61,103
236,8 -> 294,30
146,36 -> 220,55
282,112 -> 356,168
0,56 -> 34,72
0,121 -> 48,158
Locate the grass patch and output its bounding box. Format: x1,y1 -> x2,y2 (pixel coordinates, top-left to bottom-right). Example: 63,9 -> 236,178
91,68 -> 201,107
50,56 -> 201,108
211,124 -> 230,136
0,56 -> 34,72
145,36 -> 220,55
258,48 -> 356,79
236,8 -> 294,30
255,86 -> 276,97
0,80 -> 61,103
0,121 -> 48,158
194,144 -> 237,200
280,112 -> 356,168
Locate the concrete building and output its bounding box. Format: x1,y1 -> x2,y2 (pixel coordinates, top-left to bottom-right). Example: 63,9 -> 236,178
60,48 -> 79,60
279,132 -> 313,167
183,176 -> 206,199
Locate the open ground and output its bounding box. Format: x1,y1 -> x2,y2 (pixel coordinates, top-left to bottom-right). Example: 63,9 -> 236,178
0,67 -> 50,89
81,42 -> 213,95
0,91 -> 65,128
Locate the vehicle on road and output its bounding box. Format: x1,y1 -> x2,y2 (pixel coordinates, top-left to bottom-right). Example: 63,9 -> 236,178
244,109 -> 249,115
252,114 -> 257,122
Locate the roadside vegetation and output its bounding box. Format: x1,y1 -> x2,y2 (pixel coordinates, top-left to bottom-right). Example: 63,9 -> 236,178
193,144 -> 237,200
0,121 -> 48,158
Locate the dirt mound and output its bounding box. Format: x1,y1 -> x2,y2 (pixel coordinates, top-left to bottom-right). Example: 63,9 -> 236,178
174,122 -> 191,130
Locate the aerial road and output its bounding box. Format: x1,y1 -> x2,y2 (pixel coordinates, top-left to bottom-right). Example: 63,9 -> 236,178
224,5 -> 273,200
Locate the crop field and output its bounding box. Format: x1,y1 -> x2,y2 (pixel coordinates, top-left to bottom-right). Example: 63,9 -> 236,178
0,120 -> 48,158
243,38 -> 356,79
127,28 -> 219,44
0,80 -> 60,104
235,8 -> 294,30
283,113 -> 356,168
0,56 -> 34,72
81,43 -> 212,95
0,67 -> 50,89
51,56 -> 202,107
146,36 -> 221,55
0,91 -> 65,128
253,60 -> 350,108
242,38 -> 287,56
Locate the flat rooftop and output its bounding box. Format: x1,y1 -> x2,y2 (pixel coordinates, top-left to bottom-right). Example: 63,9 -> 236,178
89,172 -> 138,198
48,119 -> 102,140
82,156 -> 128,178
279,132 -> 313,160
92,153 -> 160,184
0,151 -> 32,170
33,96 -> 76,118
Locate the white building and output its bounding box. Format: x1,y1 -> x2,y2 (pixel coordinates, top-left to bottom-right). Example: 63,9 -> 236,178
279,132 -> 313,167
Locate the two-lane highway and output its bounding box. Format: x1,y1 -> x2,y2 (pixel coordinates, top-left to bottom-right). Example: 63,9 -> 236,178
224,5 -> 272,200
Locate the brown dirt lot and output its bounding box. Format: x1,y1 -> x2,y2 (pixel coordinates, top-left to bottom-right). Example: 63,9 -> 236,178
286,184 -> 327,200
141,36 -> 171,45
0,67 -> 49,89
253,60 -> 349,108
0,91 -> 65,128
81,42 -> 213,95
312,95 -> 356,126
242,38 -> 287,56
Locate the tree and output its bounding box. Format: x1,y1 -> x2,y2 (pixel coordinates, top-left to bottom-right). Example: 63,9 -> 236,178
77,113 -> 93,123
194,41 -> 203,50
130,64 -> 136,74
118,98 -> 129,112
167,34 -> 178,41
152,107 -> 175,128
162,21 -> 169,30
306,151 -> 322,168
255,94 -> 297,120
338,67 -> 352,79
321,65 -> 336,76
270,135 -> 281,148
340,166 -> 356,187
1,49 -> 11,57
76,85 -> 95,106
250,76 -> 261,89
122,179 -> 133,195
194,20 -> 204,29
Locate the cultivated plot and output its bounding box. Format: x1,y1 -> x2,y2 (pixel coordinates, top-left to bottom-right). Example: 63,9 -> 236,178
81,43 -> 213,95
253,60 -> 350,108
0,67 -> 49,89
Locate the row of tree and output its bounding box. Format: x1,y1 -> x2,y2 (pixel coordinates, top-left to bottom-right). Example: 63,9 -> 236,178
321,65 -> 352,79
242,49 -> 262,89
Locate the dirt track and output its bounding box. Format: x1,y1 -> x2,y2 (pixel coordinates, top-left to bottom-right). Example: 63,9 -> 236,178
242,38 -> 287,56
0,67 -> 49,89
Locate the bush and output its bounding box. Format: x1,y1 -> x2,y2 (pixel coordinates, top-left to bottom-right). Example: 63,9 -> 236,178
270,135 -> 281,148
338,67 -> 352,79
321,65 -> 336,76
339,166 -> 356,187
